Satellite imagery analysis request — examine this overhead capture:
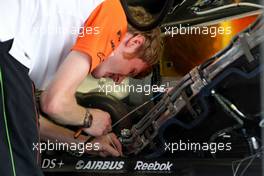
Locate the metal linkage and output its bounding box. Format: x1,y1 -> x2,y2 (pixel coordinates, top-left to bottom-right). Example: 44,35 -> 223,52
120,67 -> 208,155
121,15 -> 264,155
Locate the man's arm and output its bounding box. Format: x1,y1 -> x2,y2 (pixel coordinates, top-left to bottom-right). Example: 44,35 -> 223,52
40,51 -> 111,136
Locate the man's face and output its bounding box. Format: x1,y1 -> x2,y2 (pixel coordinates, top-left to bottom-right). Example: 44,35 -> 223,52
91,33 -> 149,84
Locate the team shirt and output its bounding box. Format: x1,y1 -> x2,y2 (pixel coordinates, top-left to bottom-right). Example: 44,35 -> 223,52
0,0 -> 127,89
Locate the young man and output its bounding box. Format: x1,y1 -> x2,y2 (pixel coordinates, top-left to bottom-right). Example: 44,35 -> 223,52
0,0 -> 162,175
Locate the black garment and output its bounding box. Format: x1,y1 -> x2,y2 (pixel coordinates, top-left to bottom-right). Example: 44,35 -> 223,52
0,40 -> 43,176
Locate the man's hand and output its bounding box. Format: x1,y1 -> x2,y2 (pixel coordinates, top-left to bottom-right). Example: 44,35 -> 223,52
165,87 -> 174,93
83,108 -> 112,136
89,133 -> 123,157
40,116 -> 121,157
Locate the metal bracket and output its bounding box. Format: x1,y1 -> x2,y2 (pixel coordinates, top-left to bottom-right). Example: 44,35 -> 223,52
239,33 -> 255,63
189,67 -> 208,95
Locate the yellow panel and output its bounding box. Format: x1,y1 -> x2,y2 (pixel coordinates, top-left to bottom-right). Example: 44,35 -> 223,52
160,15 -> 258,77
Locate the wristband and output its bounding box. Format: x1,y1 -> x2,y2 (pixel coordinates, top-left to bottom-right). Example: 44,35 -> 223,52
83,109 -> 93,128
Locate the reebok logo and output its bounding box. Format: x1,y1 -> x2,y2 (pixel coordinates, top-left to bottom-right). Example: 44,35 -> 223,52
134,161 -> 173,171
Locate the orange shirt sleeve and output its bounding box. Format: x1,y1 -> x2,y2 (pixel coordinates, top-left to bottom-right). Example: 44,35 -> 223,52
72,0 -> 127,72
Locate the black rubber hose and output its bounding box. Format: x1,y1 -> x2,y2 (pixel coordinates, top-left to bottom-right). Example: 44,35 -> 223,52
120,0 -> 174,31
211,90 -> 244,125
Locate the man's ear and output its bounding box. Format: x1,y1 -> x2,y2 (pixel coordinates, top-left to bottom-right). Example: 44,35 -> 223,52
125,34 -> 145,54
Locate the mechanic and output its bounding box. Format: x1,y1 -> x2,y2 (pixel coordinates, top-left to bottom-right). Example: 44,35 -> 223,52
0,0 -> 162,175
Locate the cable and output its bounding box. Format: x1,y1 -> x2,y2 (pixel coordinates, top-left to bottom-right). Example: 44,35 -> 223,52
112,92 -> 163,129
239,155 -> 256,176
212,90 -> 259,121
220,95 -> 246,119
232,146 -> 264,176
259,119 -> 264,127
211,90 -> 244,125
234,151 -> 261,176
194,2 -> 264,15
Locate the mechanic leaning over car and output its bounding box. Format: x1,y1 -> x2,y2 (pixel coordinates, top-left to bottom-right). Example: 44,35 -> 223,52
0,0 -> 162,175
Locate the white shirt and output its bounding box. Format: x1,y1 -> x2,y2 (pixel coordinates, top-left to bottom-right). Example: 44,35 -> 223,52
0,0 -> 104,89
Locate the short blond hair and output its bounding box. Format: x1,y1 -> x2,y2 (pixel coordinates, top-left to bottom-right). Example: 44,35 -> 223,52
127,6 -> 163,68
